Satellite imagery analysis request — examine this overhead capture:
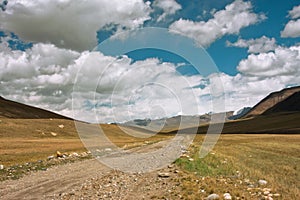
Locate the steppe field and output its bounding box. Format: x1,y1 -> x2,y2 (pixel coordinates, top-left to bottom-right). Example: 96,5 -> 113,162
0,118 -> 299,199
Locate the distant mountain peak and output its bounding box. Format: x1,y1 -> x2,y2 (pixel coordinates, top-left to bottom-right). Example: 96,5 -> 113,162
229,107 -> 252,120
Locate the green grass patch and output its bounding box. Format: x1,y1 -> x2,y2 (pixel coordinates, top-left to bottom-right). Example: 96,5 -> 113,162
175,149 -> 237,177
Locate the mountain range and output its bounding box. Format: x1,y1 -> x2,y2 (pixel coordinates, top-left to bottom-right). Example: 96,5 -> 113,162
0,85 -> 299,134
122,86 -> 300,133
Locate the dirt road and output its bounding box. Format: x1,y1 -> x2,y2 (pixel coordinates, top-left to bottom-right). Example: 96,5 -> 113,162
0,137 -> 186,199
0,158 -> 110,199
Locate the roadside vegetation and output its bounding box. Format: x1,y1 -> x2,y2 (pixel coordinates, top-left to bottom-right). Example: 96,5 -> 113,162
175,134 -> 300,199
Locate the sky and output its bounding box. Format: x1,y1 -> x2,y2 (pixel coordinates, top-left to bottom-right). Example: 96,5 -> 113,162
0,0 -> 300,123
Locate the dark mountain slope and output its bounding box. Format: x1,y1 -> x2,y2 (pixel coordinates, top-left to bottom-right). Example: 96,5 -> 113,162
263,92 -> 300,114
0,96 -> 71,119
167,112 -> 300,134
243,86 -> 300,118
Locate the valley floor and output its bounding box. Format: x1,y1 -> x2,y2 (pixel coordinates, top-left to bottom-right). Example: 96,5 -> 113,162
0,134 -> 299,199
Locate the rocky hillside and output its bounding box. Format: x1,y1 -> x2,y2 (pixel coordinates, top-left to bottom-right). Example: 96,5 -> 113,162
263,91 -> 300,114
0,96 -> 71,119
243,86 -> 300,118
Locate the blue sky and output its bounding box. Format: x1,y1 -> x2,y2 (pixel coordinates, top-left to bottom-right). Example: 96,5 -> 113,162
209,0 -> 300,74
125,0 -> 300,75
1,0 -> 299,75
0,0 -> 300,122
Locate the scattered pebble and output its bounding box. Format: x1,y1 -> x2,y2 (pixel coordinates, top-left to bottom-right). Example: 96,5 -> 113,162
0,165 -> 4,170
1,151 -> 91,181
51,132 -> 58,137
158,172 -> 170,178
56,151 -> 63,158
206,193 -> 220,200
263,191 -> 270,195
180,154 -> 190,158
70,152 -> 79,157
81,152 -> 88,157
223,192 -> 232,200
168,164 -> 174,168
58,124 -> 64,129
47,155 -> 55,160
258,179 -> 268,186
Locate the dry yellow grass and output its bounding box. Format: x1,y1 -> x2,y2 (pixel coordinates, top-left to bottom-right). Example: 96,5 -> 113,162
1,118 -> 299,199
0,119 -> 169,166
177,134 -> 300,199
0,138 -> 86,166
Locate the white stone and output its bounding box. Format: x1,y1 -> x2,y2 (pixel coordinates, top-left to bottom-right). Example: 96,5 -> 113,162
258,179 -> 267,185
223,193 -> 232,200
0,165 -> 4,170
47,155 -> 55,160
70,152 -> 79,157
206,193 -> 220,200
51,132 -> 58,136
158,172 -> 170,178
58,124 -> 64,129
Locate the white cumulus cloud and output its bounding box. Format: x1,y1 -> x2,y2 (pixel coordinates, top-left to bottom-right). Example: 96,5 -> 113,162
0,40 -> 209,122
281,4 -> 300,38
226,36 -> 277,53
281,19 -> 300,38
237,44 -> 300,79
289,5 -> 300,19
215,73 -> 287,112
153,0 -> 182,22
169,0 -> 265,47
1,38 -> 298,122
0,0 -> 152,51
